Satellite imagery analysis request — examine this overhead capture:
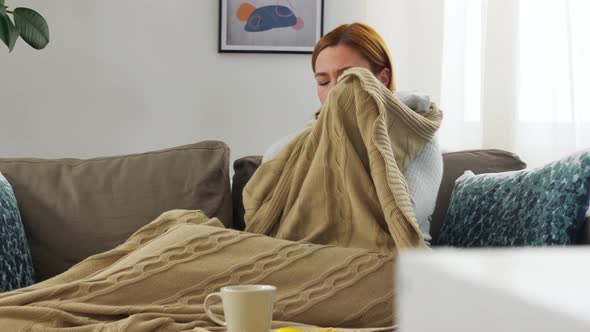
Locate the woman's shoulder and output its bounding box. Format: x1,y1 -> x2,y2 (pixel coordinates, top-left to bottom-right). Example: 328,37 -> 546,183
394,91 -> 431,113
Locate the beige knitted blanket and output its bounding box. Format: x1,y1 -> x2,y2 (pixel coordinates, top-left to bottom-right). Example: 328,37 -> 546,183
0,68 -> 442,331
244,68 -> 442,251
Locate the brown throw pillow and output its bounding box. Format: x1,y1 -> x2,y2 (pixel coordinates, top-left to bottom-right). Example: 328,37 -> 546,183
0,141 -> 232,281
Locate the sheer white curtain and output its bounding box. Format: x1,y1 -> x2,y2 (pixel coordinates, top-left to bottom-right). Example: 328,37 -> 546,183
515,0 -> 590,167
368,0 -> 590,167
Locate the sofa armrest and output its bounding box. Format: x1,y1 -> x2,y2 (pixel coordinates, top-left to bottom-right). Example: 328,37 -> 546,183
580,214 -> 590,245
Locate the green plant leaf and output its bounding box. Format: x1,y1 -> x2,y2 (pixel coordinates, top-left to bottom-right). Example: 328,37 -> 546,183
13,7 -> 49,50
0,13 -> 18,51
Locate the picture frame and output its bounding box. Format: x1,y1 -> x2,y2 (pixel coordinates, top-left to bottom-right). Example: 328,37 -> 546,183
219,0 -> 324,54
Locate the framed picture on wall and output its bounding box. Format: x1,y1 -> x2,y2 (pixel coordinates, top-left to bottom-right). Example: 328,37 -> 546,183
219,0 -> 324,53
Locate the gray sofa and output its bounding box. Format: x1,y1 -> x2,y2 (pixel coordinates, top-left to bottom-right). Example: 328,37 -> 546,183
0,141 -> 585,283
231,149 -> 533,245
232,150 -> 590,246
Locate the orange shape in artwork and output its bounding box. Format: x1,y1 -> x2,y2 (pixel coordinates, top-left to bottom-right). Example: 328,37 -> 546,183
236,3 -> 256,22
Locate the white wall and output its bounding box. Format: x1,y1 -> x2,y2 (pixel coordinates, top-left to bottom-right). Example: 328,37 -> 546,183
405,0 -> 444,104
0,0 -> 366,166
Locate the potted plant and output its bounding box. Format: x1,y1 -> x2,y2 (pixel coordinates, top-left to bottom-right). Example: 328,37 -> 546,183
0,0 -> 49,52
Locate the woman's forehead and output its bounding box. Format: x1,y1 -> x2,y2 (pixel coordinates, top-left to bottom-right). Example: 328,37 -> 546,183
315,44 -> 370,73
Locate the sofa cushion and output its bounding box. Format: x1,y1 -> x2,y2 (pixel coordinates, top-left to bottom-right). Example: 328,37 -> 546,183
430,149 -> 527,243
436,150 -> 590,246
0,173 -> 35,292
0,141 -> 232,281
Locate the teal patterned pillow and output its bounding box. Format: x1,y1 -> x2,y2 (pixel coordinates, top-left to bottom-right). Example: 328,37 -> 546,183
437,150 -> 590,247
0,172 -> 35,292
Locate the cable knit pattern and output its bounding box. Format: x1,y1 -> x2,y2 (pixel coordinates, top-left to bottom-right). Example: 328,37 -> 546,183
263,92 -> 443,243
0,210 -> 396,331
249,68 -> 442,250
0,68 -> 441,331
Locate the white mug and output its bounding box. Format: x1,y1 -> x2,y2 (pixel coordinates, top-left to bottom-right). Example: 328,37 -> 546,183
204,285 -> 277,332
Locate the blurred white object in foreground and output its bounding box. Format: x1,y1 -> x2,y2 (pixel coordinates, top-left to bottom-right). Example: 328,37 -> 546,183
398,248 -> 590,332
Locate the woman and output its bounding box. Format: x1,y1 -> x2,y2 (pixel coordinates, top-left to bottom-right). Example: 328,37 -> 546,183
0,24 -> 443,331
263,23 -> 443,245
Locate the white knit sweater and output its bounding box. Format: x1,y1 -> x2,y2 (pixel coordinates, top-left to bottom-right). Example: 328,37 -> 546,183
263,92 -> 443,244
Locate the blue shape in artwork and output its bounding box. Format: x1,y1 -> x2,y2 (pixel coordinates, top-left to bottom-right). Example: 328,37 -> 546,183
245,5 -> 297,32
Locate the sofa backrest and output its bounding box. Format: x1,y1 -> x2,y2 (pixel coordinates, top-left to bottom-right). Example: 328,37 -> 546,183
232,155 -> 263,231
232,149 -> 528,244
0,141 -> 232,281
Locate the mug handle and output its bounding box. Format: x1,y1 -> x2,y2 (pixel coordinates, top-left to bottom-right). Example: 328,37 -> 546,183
204,292 -> 227,326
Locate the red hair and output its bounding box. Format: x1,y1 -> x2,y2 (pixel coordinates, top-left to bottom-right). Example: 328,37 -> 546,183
312,23 -> 395,91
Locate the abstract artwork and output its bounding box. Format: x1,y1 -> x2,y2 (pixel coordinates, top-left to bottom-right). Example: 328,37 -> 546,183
219,0 -> 324,53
